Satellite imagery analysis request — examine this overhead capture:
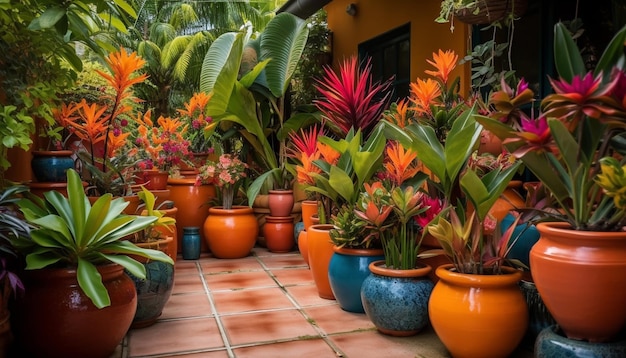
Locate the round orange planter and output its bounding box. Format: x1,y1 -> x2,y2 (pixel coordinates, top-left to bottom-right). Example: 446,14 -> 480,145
268,189 -> 294,217
168,178 -> 216,254
142,170 -> 169,190
429,264 -> 528,358
301,200 -> 318,231
263,216 -> 294,253
531,222 -> 626,342
297,230 -> 310,266
203,206 -> 258,259
307,224 -> 336,300
490,180 -> 525,221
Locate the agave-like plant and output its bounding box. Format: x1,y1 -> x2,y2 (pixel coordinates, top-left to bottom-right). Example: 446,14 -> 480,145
15,169 -> 174,308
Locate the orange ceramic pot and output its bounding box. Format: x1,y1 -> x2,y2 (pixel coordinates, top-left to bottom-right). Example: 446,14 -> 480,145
263,216 -> 295,253
301,200 -> 318,231
268,189 -> 294,217
142,170 -> 169,190
203,206 -> 258,259
168,178 -> 216,254
531,222 -> 626,342
28,181 -> 88,199
429,264 -> 528,358
478,128 -> 504,155
490,180 -> 525,221
307,224 -> 336,300
297,230 -> 310,266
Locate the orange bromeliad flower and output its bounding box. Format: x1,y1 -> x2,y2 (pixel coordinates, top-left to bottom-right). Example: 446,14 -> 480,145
384,141 -> 420,186
52,102 -> 81,128
177,92 -> 212,118
70,100 -> 108,145
97,48 -> 148,98
106,131 -> 130,157
409,78 -> 441,116
424,49 -> 458,84
317,142 -> 340,165
383,99 -> 412,128
296,152 -> 322,186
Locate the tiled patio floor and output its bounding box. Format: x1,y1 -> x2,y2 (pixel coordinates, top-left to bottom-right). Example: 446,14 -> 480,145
114,247 -> 535,358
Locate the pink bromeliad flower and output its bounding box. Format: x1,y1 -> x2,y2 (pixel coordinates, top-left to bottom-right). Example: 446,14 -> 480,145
504,114 -> 553,158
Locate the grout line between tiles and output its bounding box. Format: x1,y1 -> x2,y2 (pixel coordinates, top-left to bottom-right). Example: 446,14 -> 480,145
195,259 -> 236,358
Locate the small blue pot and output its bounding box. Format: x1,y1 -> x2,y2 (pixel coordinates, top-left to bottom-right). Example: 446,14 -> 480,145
31,150 -> 75,183
328,247 -> 384,313
361,260 -> 434,336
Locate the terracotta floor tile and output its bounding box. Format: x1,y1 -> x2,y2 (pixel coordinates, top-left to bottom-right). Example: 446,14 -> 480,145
128,317 -> 224,356
221,310 -> 320,346
165,350 -> 230,358
285,284 -> 338,307
172,273 -> 206,294
259,254 -> 308,269
271,267 -> 314,286
205,270 -> 276,291
304,305 -> 376,335
233,338 -> 339,358
212,287 -> 295,314
174,259 -> 202,276
160,292 -> 214,319
329,329 -> 450,358
199,256 -> 264,273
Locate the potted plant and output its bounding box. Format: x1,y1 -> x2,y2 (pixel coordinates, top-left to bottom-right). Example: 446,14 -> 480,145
126,186 -> 177,329
198,153 -> 258,259
436,0 -> 528,30
476,22 -> 626,345
176,91 -> 220,169
0,185 -> 28,355
10,168 -> 174,357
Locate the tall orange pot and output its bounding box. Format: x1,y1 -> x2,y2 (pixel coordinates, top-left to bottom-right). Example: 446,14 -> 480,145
167,178 -> 215,254
531,222 -> 626,342
203,206 -> 258,259
300,200 -> 318,231
307,224 -> 336,300
429,264 -> 528,358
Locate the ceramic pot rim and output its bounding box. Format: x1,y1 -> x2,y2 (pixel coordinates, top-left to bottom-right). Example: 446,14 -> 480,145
536,221 -> 626,239
333,246 -> 384,256
208,205 -> 254,215
32,150 -> 74,157
368,260 -> 432,278
435,263 -> 522,286
308,224 -> 334,232
268,189 -> 293,194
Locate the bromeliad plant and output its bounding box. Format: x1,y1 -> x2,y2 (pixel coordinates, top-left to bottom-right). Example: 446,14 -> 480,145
134,111 -> 191,172
13,169 -> 174,309
477,22 -> 626,231
176,92 -> 219,155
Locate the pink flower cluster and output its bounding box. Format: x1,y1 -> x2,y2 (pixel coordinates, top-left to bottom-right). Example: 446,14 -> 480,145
195,154 -> 248,188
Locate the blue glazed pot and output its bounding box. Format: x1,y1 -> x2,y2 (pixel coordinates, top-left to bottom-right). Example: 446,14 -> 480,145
361,260 -> 434,336
31,150 -> 75,183
535,325 -> 626,358
294,221 -> 305,245
328,247 -> 385,313
501,213 -> 540,268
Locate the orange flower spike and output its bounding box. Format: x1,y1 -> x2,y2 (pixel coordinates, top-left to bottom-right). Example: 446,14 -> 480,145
97,48 -> 148,94
425,49 -> 458,84
53,102 -> 81,127
409,78 -> 441,116
296,152 -> 321,185
383,99 -> 411,128
106,131 -> 130,157
384,142 -> 420,186
71,101 -> 108,144
317,142 -> 340,165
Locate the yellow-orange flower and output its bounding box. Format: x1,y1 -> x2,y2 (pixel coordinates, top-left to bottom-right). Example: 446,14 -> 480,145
425,49 -> 458,84
383,99 -> 412,128
106,131 -> 130,157
409,78 -> 441,116
317,142 -> 340,165
177,92 -> 212,117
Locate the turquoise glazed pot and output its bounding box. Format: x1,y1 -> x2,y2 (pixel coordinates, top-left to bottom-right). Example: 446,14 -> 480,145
501,213 -> 540,268
535,325 -> 626,358
328,247 -> 385,313
361,260 -> 434,336
31,150 -> 75,182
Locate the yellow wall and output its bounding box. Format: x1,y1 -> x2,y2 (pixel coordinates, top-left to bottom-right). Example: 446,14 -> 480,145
325,0 -> 472,95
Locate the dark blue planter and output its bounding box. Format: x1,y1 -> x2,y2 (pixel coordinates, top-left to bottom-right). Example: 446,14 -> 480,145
501,213 -> 540,268
535,325 -> 626,358
31,150 -> 76,183
328,247 -> 384,313
360,261 -> 434,336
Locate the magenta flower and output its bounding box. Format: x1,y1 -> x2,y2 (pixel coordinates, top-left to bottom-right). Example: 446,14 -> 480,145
414,196 -> 443,228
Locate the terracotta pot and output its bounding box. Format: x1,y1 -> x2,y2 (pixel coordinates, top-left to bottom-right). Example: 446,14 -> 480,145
129,236 -> 175,329
531,222 -> 626,342
329,247 -> 385,313
12,264 -> 137,358
168,178 -> 216,254
89,195 -> 141,215
28,181 -> 88,199
306,224 -> 336,300
490,180 -> 525,221
143,170 -> 169,190
429,264 -> 528,358
301,200 -> 318,231
455,0 -> 528,25
263,216 -> 295,253
203,206 -> 258,259
268,189 -> 294,217
361,261 -> 434,336
297,230 -> 310,266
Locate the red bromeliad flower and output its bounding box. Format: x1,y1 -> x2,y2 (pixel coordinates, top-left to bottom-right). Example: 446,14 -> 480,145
503,114 -> 554,158
489,77 -> 535,125
314,56 -> 392,137
414,195 -> 443,228
424,49 -> 458,85
287,125 -> 323,159
543,71 -> 622,129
